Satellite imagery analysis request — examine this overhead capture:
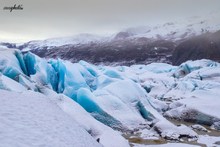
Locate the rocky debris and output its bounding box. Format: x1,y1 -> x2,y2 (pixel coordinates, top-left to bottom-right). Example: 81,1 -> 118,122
191,124 -> 208,132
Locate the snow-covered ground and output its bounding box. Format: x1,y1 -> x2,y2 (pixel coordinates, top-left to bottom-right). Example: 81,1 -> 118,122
0,48 -> 220,146
0,90 -> 101,147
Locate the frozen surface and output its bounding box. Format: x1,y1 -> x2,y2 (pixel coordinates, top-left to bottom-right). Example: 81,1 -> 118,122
0,48 -> 25,79
40,87 -> 129,147
0,73 -> 27,92
197,135 -> 220,146
0,90 -> 101,147
0,48 -> 220,146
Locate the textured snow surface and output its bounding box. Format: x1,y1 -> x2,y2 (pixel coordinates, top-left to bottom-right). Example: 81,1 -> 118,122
0,90 -> 101,147
197,135 -> 220,146
40,88 -> 129,147
0,74 -> 27,92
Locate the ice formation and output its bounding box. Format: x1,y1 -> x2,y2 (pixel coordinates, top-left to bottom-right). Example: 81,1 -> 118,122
1,48 -> 220,146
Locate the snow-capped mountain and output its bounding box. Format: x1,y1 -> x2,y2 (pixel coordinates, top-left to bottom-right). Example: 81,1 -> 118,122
121,14 -> 220,41
26,30 -> 220,66
19,33 -> 111,51
16,13 -> 220,51
1,13 -> 220,66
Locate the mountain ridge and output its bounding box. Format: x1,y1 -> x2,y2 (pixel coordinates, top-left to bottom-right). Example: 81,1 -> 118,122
1,15 -> 220,65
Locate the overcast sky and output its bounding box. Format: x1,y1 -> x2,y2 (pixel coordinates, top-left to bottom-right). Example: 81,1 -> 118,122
0,0 -> 220,42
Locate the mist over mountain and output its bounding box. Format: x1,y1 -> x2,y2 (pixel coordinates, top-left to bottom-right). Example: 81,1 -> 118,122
1,14 -> 220,66
172,30 -> 220,65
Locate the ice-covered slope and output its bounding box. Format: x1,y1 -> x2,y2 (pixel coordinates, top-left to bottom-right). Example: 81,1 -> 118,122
1,48 -> 220,146
0,89 -> 101,147
134,59 -> 220,129
0,48 -> 130,147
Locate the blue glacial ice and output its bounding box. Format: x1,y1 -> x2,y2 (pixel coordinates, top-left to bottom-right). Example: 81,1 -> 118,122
0,49 -> 161,129
1,48 -> 220,143
0,49 -> 25,80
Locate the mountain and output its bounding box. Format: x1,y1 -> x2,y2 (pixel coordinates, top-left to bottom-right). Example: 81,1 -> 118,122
172,30 -> 220,65
18,33 -> 110,51
0,42 -> 17,49
28,38 -> 175,66
1,14 -> 220,65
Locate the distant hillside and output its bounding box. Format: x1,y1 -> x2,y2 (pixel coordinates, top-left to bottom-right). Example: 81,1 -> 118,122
172,31 -> 220,65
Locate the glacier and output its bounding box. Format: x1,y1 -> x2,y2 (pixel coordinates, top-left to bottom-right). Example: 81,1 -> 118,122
0,89 -> 102,147
0,48 -> 220,146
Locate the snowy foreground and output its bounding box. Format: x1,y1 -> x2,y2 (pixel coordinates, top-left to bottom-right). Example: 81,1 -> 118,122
0,48 -> 220,147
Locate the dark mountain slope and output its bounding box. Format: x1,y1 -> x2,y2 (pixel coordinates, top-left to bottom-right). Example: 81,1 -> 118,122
172,31 -> 220,65
31,38 -> 175,66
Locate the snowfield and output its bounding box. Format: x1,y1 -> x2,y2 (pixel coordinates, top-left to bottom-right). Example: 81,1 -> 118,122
0,48 -> 220,146
0,90 -> 101,147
